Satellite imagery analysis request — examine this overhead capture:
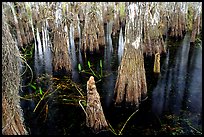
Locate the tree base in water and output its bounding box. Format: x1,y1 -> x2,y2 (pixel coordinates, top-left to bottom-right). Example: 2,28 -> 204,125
86,76 -> 108,133
114,44 -> 147,108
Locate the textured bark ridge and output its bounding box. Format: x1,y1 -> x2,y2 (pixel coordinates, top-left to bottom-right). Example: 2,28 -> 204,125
114,44 -> 147,108
53,25 -> 72,73
86,76 -> 108,133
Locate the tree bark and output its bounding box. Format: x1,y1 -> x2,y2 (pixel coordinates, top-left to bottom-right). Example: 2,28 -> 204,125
2,13 -> 28,135
114,3 -> 147,108
81,3 -> 105,53
53,25 -> 72,72
86,76 -> 108,133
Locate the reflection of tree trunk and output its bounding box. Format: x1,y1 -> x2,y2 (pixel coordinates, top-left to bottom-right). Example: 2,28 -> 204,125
86,76 -> 108,133
2,15 -> 28,135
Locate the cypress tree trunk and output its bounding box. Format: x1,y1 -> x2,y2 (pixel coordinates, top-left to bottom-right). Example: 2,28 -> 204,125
190,3 -> 202,43
114,3 -> 147,108
2,13 -> 28,135
53,24 -> 72,73
81,3 -> 105,53
86,76 -> 108,133
52,3 -> 72,73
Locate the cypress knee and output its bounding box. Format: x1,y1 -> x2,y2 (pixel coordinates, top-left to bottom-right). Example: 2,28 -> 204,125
86,76 -> 108,133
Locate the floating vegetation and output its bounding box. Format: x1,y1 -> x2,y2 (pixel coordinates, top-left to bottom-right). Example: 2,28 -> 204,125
20,74 -> 86,113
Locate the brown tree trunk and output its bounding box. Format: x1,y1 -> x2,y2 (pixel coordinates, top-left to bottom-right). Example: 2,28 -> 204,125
86,76 -> 108,133
142,2 -> 166,55
190,15 -> 200,43
53,25 -> 72,72
114,3 -> 147,108
8,2 -> 23,47
2,13 -> 28,135
114,44 -> 147,107
81,3 -> 105,53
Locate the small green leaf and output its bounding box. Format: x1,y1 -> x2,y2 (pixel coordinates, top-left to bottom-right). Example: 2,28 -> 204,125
78,63 -> 81,71
39,87 -> 43,95
88,61 -> 91,68
30,84 -> 37,90
81,100 -> 87,107
100,60 -> 102,68
22,47 -> 26,52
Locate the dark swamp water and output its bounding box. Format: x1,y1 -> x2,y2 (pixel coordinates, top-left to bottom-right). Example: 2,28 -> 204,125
20,23 -> 202,135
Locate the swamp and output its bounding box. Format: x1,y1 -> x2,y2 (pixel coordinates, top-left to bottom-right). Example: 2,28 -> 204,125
2,2 -> 202,135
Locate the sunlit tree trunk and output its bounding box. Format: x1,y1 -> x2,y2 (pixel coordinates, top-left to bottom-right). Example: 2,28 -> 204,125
114,3 -> 147,108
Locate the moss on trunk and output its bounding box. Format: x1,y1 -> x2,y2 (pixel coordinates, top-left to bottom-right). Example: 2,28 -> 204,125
2,13 -> 28,135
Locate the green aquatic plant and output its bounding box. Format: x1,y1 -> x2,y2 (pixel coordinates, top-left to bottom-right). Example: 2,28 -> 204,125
78,60 -> 103,80
100,59 -> 103,77
21,43 -> 35,59
25,75 -> 86,112
78,63 -> 82,71
29,83 -> 43,95
87,60 -> 98,78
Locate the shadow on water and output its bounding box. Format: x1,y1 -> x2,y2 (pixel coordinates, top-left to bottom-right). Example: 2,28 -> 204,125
21,28 -> 202,135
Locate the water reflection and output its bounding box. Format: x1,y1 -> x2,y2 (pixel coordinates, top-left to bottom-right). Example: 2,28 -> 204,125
186,44 -> 202,113
69,23 -> 79,82
34,26 -> 52,77
183,43 -> 202,128
118,27 -> 124,64
102,22 -> 115,108
152,34 -> 202,129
